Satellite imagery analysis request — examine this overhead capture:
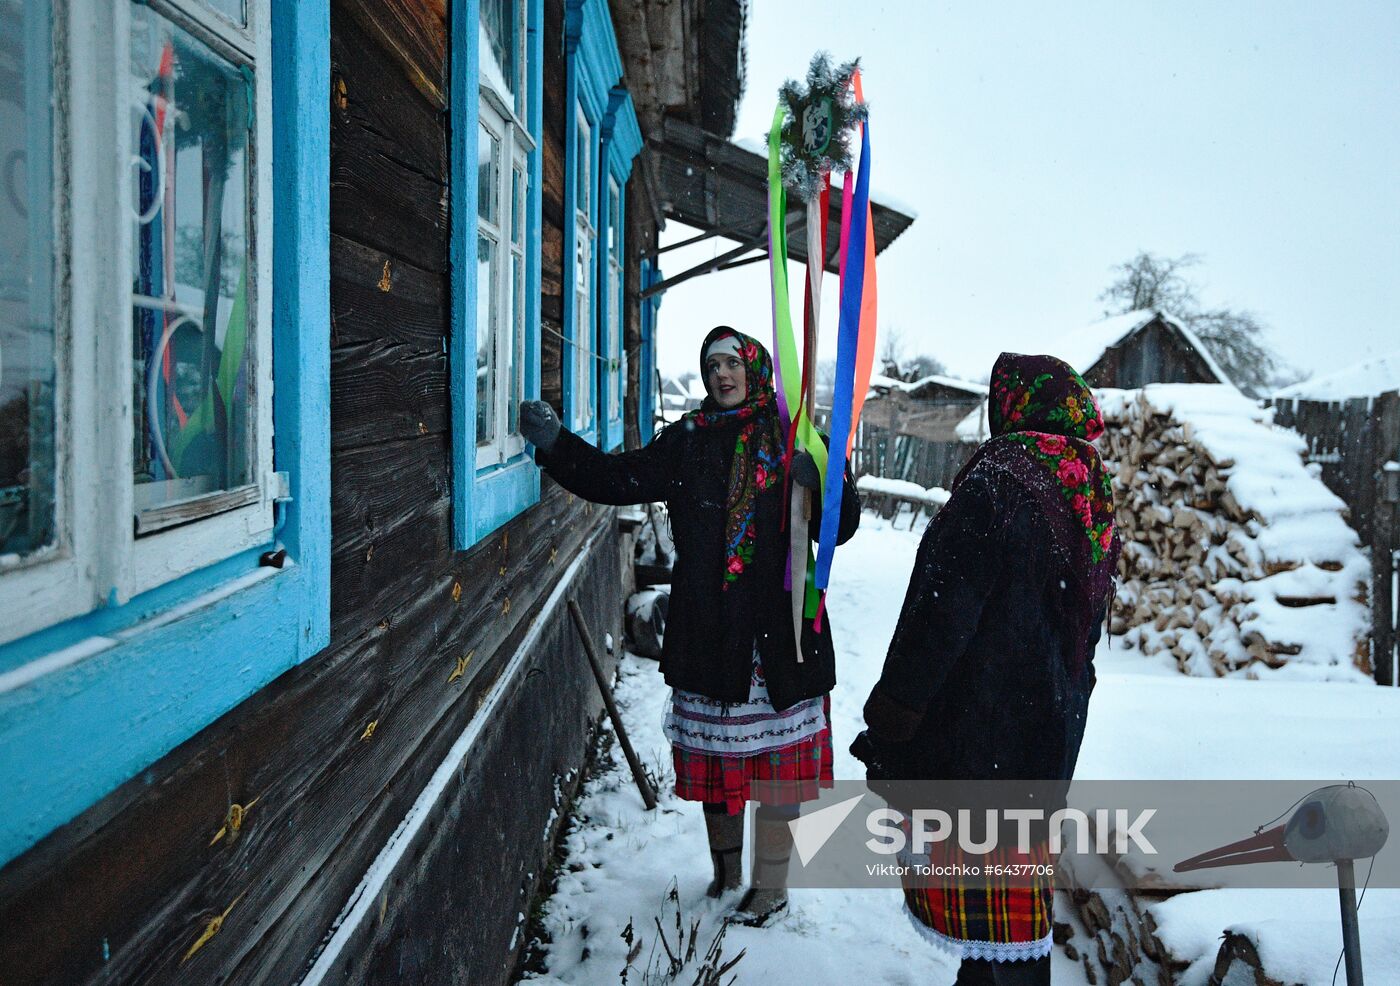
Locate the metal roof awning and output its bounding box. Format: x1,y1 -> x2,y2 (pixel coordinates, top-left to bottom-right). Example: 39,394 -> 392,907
644,117 -> 917,299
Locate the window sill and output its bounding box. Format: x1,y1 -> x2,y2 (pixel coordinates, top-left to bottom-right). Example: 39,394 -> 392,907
467,453 -> 541,545
0,552 -> 321,866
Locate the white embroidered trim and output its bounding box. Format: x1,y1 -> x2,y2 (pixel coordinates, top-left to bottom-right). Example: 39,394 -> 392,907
902,905 -> 1053,963
663,690 -> 826,756
662,651 -> 827,757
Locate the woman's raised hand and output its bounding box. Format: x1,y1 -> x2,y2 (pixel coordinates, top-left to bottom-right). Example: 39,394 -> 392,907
790,450 -> 821,489
519,400 -> 561,452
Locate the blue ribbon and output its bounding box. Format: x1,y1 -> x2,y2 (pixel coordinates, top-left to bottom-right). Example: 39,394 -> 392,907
816,119 -> 871,586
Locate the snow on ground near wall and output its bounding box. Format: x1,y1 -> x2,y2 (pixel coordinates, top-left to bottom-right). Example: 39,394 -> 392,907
524,516 -> 1400,985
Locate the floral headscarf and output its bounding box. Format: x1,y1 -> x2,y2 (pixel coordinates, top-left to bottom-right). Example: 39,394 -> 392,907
959,353 -> 1117,565
688,326 -> 785,589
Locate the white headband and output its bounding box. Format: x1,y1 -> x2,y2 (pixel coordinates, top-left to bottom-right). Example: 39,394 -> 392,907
704,335 -> 742,364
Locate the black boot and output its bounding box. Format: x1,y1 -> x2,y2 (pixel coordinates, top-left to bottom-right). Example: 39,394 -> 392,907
704,804 -> 743,898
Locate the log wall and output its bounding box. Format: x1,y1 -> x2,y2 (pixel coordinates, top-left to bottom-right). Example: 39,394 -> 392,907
0,1 -> 645,983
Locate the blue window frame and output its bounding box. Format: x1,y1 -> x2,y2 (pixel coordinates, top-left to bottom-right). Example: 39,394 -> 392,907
450,0 -> 544,548
639,260 -> 664,443
597,87 -> 641,452
0,0 -> 331,867
561,0 -> 639,449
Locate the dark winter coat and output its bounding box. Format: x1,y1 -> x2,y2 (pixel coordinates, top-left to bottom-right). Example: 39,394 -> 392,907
854,352 -> 1121,784
538,421 -> 860,711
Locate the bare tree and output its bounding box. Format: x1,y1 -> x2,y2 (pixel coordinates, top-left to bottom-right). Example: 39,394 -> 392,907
904,353 -> 949,381
1099,251 -> 1202,317
1099,251 -> 1293,396
878,328 -> 906,379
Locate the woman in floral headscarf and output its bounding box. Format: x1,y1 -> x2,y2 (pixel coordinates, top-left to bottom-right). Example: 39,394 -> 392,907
851,353 -> 1120,985
520,326 -> 860,925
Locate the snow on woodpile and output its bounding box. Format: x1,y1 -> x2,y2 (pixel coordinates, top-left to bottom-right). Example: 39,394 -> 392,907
1097,384 -> 1371,682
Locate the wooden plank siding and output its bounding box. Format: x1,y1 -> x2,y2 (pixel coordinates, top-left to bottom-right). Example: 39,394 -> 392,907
0,1 -> 645,983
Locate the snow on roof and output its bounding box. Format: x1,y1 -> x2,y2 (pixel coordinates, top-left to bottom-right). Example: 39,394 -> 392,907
906,373 -> 988,396
1052,310 -> 1158,376
867,373 -> 988,397
1272,347 -> 1400,401
954,402 -> 989,443
1050,310 -> 1235,389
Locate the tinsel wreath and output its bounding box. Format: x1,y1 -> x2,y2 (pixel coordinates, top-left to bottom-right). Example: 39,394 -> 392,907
778,52 -> 868,202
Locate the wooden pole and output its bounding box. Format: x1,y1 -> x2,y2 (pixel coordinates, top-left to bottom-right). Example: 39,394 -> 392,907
567,599 -> 657,810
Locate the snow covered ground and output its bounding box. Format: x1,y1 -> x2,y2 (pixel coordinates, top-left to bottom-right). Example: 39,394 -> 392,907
521,515 -> 1400,985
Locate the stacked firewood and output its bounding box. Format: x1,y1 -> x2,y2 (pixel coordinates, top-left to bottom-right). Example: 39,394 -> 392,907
1093,386 -> 1370,679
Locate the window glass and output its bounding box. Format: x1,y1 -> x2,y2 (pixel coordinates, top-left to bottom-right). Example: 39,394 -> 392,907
0,0 -> 56,559
509,254 -> 523,433
575,116 -> 590,212
129,6 -> 254,526
479,0 -> 518,113
476,233 -> 497,447
574,224 -> 591,426
201,0 -> 246,26
478,128 -> 498,224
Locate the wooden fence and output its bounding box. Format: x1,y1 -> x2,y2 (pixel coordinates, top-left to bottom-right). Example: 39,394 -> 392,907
814,411 -> 976,492
1268,392 -> 1400,685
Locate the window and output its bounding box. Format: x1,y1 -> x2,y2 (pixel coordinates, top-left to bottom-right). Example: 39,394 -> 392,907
0,0 -> 279,645
604,177 -> 623,440
451,0 -> 541,548
572,108 -> 596,435
0,0 -> 329,867
1,0 -> 58,572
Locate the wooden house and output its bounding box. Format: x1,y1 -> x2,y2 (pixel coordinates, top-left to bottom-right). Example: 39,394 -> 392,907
1055,309 -> 1234,391
862,373 -> 988,443
0,2 -> 915,982
0,1 -> 730,984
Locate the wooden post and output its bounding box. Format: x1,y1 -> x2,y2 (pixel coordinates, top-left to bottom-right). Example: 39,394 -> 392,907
1371,393 -> 1400,686
567,599 -> 657,809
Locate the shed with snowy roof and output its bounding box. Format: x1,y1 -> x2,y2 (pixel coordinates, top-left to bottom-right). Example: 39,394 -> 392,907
1054,310 -> 1234,391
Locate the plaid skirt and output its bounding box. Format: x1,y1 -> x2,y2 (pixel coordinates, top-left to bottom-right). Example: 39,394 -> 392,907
672,696 -> 834,815
900,835 -> 1054,962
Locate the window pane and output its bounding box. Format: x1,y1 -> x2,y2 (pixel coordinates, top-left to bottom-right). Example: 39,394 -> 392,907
510,165 -> 523,246
0,0 -> 56,558
478,124 -> 499,224
479,0 -> 517,108
200,0 -> 246,26
129,6 -> 254,518
476,234 -> 497,447
509,253 -> 523,433
608,182 -> 620,254
608,266 -> 620,419
575,116 -> 589,212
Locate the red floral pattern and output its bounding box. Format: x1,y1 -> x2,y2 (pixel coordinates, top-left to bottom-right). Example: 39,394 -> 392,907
989,356 -> 1116,564
688,328 -> 785,588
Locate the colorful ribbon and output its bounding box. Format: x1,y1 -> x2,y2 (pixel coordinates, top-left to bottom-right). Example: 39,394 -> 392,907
767,69 -> 879,647
816,69 -> 877,589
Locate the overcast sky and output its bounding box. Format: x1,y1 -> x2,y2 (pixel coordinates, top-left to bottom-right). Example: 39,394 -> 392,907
653,0 -> 1400,385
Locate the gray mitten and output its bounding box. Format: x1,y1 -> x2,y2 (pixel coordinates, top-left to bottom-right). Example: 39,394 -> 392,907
519,400 -> 561,452
790,450 -> 821,490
